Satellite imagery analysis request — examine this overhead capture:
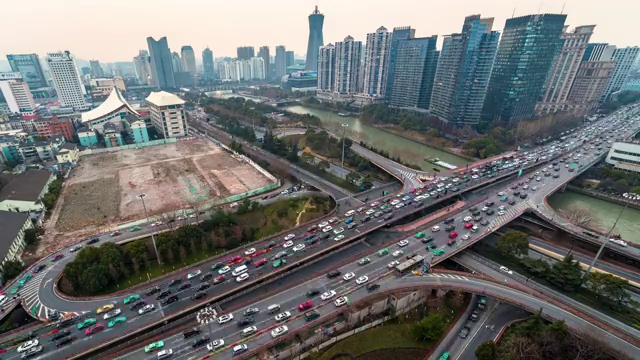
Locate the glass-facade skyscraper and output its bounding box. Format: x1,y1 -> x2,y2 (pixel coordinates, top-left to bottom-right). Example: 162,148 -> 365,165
6,54 -> 47,89
390,36 -> 438,109
305,6 -> 324,71
482,14 -> 566,124
385,27 -> 415,101
430,15 -> 500,125
147,36 -> 176,89
202,47 -> 215,80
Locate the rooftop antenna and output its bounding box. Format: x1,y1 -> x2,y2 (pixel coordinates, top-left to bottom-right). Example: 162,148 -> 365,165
538,0 -> 543,13
511,8 -> 516,18
560,2 -> 566,14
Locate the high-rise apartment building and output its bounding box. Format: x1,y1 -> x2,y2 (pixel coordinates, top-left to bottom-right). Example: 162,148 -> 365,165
362,26 -> 392,98
146,91 -> 188,138
430,15 -> 500,125
46,51 -> 88,111
390,36 -> 438,109
181,46 -> 197,76
237,47 -> 255,61
171,52 -> 183,73
89,60 -> 105,78
317,44 -> 336,91
6,54 -> 47,89
601,46 -> 640,102
536,25 -> 595,115
286,51 -> 295,69
0,73 -> 37,118
217,61 -> 230,80
147,36 -> 176,89
334,36 -> 362,94
386,27 -> 415,101
202,48 -> 215,80
250,57 -> 266,80
305,6 -> 324,71
482,14 -> 566,124
275,46 -> 287,78
133,50 -> 153,85
258,46 -> 270,79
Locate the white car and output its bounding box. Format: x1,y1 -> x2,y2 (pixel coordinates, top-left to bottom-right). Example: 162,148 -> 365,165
284,234 -> 296,241
370,201 -> 380,207
342,272 -> 355,281
217,314 -> 234,324
344,210 -> 356,217
138,304 -> 155,315
390,199 -> 400,205
333,227 -> 344,235
271,325 -> 288,338
356,207 -> 366,213
355,276 -> 369,285
398,240 -> 409,247
462,234 -> 470,241
17,339 -> 39,353
392,250 -> 403,257
482,206 -> 489,212
395,203 -> 405,209
322,226 -> 333,233
387,260 -> 400,268
283,240 -> 294,248
431,226 -> 440,232
218,266 -> 231,274
244,248 -> 256,256
293,244 -> 306,252
334,234 -> 345,241
103,308 -> 122,320
69,245 -> 83,252
275,311 -> 292,322
498,211 -> 505,216
499,266 -> 513,275
318,221 -> 329,228
157,350 -> 173,358
207,339 -> 225,351
334,296 -> 349,307
187,269 -> 202,279
463,216 -> 473,222
531,186 -> 537,191
236,273 -> 250,282
471,175 -> 479,179
365,209 -> 376,216
497,192 -> 505,196
321,290 -> 337,300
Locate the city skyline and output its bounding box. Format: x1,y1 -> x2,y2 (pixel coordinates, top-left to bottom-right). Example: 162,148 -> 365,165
1,0 -> 639,63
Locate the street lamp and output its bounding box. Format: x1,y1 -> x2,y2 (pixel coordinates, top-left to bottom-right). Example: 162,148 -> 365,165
137,194 -> 161,265
341,124 -> 349,177
584,191 -> 640,277
196,306 -> 217,342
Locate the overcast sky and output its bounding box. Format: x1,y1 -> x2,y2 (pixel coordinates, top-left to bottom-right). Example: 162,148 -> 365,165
1,0 -> 638,63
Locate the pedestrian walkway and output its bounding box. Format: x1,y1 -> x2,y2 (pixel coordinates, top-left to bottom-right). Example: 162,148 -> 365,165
394,201 -> 466,232
19,270 -> 84,320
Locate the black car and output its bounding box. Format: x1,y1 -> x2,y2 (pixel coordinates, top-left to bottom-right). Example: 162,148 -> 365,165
178,283 -> 192,291
162,295 -> 179,305
459,326 -> 471,339
473,216 -> 483,222
360,216 -> 371,224
156,291 -> 172,300
201,273 -> 213,282
50,330 -> 71,342
196,283 -> 210,292
327,270 -> 341,278
243,307 -> 260,316
471,210 -> 481,216
191,292 -> 207,300
168,279 -> 182,287
33,264 -> 46,273
486,209 -> 495,215
519,194 -> 528,199
192,336 -> 210,348
56,336 -> 74,348
443,218 -> 455,224
267,241 -> 277,248
86,238 -> 100,245
366,283 -> 380,292
553,174 -> 560,178
485,201 -> 494,207
468,207 -> 478,213
306,289 -> 320,297
445,225 -> 455,232
183,328 -> 201,339
421,236 -> 434,244
508,200 -> 516,206
513,191 -> 521,196
130,301 -> 146,310
237,317 -> 255,326
145,287 -> 161,296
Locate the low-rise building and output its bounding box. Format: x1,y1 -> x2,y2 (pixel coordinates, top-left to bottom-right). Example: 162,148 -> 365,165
0,211 -> 33,272
17,135 -> 65,164
81,87 -> 139,134
55,142 -> 79,165
103,122 -> 123,148
146,91 -> 188,138
0,136 -> 20,164
77,126 -> 98,147
0,170 -> 55,213
605,142 -> 640,173
131,120 -> 150,143
32,116 -> 75,142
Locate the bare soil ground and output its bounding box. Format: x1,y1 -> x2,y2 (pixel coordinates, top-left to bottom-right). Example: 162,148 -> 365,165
42,139 -> 273,255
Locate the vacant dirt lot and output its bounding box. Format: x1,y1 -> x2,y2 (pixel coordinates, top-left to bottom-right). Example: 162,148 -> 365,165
53,139 -> 273,238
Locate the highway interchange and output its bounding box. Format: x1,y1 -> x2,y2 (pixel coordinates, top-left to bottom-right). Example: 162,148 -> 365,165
2,104 -> 640,359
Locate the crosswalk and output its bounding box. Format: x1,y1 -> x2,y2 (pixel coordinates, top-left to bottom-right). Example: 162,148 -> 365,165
423,273 -> 469,281
486,201 -> 528,233
398,169 -> 418,180
19,270 -> 83,320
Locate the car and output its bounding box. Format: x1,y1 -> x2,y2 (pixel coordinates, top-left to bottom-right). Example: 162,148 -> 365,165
334,234 -> 345,241
322,225 -> 333,233
431,226 -> 440,232
333,227 -> 344,235
191,291 -> 207,300
168,279 -> 182,287
69,245 -> 83,252
275,311 -> 292,322
123,295 -> 140,304
144,340 -> 164,353
449,232 -> 458,239
480,220 -> 489,226
243,248 -> 256,256
366,283 -> 381,292
138,304 -> 155,315
298,300 -> 313,311
498,211 -> 505,216
306,288 -> 320,297
271,325 -> 288,338
212,275 -> 226,285
464,223 -> 474,229
356,276 -> 369,284
50,330 -> 71,342
76,318 -> 97,330
500,266 -> 513,275
187,270 -> 202,279
387,260 -> 400,268
459,326 -> 471,339
236,273 -> 250,282
398,239 -> 409,247
20,344 -> 43,358
321,290 -> 337,300
84,324 -> 104,336
52,253 -> 64,261
327,269 -> 341,279
486,209 -> 495,215
86,237 -> 100,244
342,272 -> 355,281
17,339 -> 39,353
32,264 -> 46,274
519,194 -> 527,199
218,266 -> 231,275
207,339 -> 225,351
162,295 -> 179,305
421,236 -> 435,244
293,243 -> 306,252
463,216 -> 473,222
462,234 -> 471,241
237,317 -> 255,327
272,259 -> 287,268
481,206 -> 489,212
358,257 -> 371,265
129,226 -> 141,232
108,316 -> 127,327
283,240 -> 295,248
232,344 -> 248,355
392,250 -> 404,257
215,314 -> 233,324
344,210 -> 356,217
103,308 -> 122,320
318,221 -> 329,228
508,200 -> 516,205
55,336 -> 74,348
110,231 -> 121,237
178,282 -> 192,291
284,234 -> 296,241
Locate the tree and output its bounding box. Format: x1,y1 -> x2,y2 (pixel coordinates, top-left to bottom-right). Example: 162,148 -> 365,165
125,240 -> 149,272
1,260 -> 24,280
475,341 -> 498,360
547,253 -> 583,291
560,205 -> 599,229
586,272 -> 630,306
345,172 -> 362,185
24,228 -> 40,247
520,258 -> 551,277
412,313 -> 446,342
99,242 -> 127,282
317,160 -> 330,171
496,231 -> 529,257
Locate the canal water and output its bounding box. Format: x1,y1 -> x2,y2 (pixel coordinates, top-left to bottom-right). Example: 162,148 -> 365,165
548,191 -> 640,244
285,105 -> 469,170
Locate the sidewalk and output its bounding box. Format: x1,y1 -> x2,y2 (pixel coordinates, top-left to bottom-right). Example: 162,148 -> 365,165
393,201 -> 465,232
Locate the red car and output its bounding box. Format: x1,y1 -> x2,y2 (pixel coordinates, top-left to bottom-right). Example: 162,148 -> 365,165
213,275 -> 226,284
52,253 -> 64,262
250,249 -> 269,258
464,223 -> 474,229
447,239 -> 456,246
298,300 -> 313,311
110,231 -> 121,237
84,324 -> 104,336
254,258 -> 268,267
448,232 -> 458,239
227,256 -> 244,264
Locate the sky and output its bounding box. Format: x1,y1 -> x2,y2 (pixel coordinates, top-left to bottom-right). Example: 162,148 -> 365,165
1,0 -> 638,63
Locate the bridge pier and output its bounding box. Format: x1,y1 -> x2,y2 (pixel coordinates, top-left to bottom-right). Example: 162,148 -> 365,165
561,183 -> 568,193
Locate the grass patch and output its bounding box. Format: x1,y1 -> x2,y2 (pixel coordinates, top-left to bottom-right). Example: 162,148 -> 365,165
298,162 -> 362,193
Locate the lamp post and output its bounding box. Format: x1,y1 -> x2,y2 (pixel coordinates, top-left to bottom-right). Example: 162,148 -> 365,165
341,124 -> 349,177
137,193 -> 161,265
584,191 -> 640,277
196,306 -> 217,342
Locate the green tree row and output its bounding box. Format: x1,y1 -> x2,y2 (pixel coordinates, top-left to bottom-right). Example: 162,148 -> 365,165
42,178 -> 63,210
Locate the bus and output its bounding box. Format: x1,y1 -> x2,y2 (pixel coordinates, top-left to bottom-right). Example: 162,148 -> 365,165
395,255 -> 425,274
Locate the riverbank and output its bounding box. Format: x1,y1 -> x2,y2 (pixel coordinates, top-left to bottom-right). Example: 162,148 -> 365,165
566,185 -> 640,210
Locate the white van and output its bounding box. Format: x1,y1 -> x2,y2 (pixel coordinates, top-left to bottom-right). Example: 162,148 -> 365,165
232,265 -> 248,277
267,304 -> 280,314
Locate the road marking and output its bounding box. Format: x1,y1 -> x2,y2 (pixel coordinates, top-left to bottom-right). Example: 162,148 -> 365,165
43,278 -> 52,287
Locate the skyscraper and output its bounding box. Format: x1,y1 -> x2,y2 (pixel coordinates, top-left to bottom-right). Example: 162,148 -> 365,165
89,60 -> 105,78
305,6 -> 324,71
386,27 -> 415,101
147,36 -> 176,89
133,50 -> 153,85
0,74 -> 37,118
567,44 -> 615,116
258,46 -> 270,79
46,51 -> 88,111
6,54 -> 47,89
482,14 -> 567,124
430,15 -> 500,125
237,47 -> 255,60
390,36 -> 438,109
286,51 -> 295,69
334,36 -> 362,94
275,46 -> 287,78
171,52 -> 183,73
362,26 -> 392,97
601,46 -> 640,102
181,46 -> 197,76
202,48 -> 215,80
250,57 -> 266,80
536,25 -> 595,115
317,44 -> 335,91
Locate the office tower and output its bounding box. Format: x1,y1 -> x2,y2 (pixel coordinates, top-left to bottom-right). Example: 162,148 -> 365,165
536,25 -> 595,115
6,54 -> 47,89
389,36 -> 438,109
362,26 -> 392,97
146,91 -> 188,138
147,36 -> 176,89
430,15 -> 500,125
305,6 -> 324,71
601,46 -> 640,102
133,50 -> 153,85
250,57 -> 266,80
181,46 -> 197,76
89,60 -> 104,78
237,46 -> 255,60
386,26 -> 415,101
275,46 -> 287,78
286,51 -> 295,69
202,48 -> 215,80
258,46 -> 270,79
583,43 -> 616,63
482,14 -> 566,124
317,44 -> 336,91
333,36 -> 362,94
171,52 -> 183,73
46,51 -> 88,111
567,50 -> 615,116
0,74 -> 37,118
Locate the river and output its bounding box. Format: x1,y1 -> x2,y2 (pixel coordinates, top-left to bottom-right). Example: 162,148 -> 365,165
548,191 -> 640,244
284,105 -> 469,170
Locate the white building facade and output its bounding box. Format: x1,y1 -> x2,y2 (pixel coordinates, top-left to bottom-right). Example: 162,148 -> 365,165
605,142 -> 640,173
362,26 -> 392,97
0,73 -> 37,118
250,57 -> 265,80
46,51 -> 88,111
317,44 -> 335,91
601,47 -> 640,102
146,91 -> 188,138
334,36 -> 362,94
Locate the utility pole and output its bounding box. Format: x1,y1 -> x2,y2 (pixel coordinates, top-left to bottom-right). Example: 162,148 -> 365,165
138,193 -> 161,265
